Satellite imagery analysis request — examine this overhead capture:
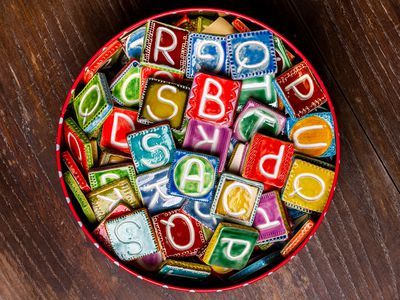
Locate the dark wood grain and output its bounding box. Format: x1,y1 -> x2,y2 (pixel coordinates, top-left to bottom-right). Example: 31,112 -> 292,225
0,0 -> 399,299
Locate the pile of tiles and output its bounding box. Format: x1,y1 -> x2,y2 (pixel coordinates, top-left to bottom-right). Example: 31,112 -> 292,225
61,14 -> 337,286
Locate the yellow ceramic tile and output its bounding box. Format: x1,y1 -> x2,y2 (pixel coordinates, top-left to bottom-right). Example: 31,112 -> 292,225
282,158 -> 335,213
140,78 -> 189,129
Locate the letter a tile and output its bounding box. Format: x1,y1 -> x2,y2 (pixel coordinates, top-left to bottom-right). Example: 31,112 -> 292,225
141,20 -> 189,72
168,150 -> 219,202
227,30 -> 277,80
242,133 -> 294,189
127,124 -> 176,174
273,62 -> 327,118
152,209 -> 206,257
186,73 -> 240,127
203,222 -> 258,270
282,158 -> 335,213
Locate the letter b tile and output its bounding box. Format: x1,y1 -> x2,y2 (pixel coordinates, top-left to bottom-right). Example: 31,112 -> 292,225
186,73 -> 241,127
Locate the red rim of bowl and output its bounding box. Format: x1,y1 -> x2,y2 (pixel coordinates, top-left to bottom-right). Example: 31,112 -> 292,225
55,7 -> 341,293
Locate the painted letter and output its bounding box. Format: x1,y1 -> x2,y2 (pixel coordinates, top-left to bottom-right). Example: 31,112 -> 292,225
259,145 -> 285,179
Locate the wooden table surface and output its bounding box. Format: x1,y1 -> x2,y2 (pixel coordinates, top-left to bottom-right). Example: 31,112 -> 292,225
1,0 -> 399,299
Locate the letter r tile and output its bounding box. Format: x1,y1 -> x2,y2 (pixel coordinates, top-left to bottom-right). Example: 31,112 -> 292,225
141,20 -> 189,72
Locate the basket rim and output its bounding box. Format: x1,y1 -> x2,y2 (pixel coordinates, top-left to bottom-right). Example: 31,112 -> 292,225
55,7 -> 341,293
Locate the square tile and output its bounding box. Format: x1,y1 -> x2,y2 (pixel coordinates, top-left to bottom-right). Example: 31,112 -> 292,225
73,73 -> 113,134
186,73 -> 240,127
64,117 -> 94,173
127,124 -> 176,174
253,191 -> 291,244
110,60 -> 141,107
138,78 -> 189,130
233,99 -> 286,142
286,112 -> 336,157
242,133 -> 294,189
273,61 -> 327,118
282,158 -> 335,213
152,209 -> 206,257
88,162 -> 136,190
211,173 -> 263,226
141,20 -> 189,72
227,30 -> 277,79
99,107 -> 141,154
182,119 -> 232,173
168,150 -> 219,202
136,166 -> 185,215
203,222 -> 258,270
106,208 -> 159,260
87,178 -> 141,221
186,33 -> 228,78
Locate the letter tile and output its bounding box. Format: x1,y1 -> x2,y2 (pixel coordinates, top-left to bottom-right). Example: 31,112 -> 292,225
136,166 -> 185,215
127,124 -> 176,174
152,209 -> 206,257
186,73 -> 240,127
106,208 -> 159,260
282,158 -> 335,213
242,133 -> 294,189
203,222 -> 258,270
273,61 -> 327,118
211,173 -> 263,226
227,30 -> 277,79
167,150 -> 219,202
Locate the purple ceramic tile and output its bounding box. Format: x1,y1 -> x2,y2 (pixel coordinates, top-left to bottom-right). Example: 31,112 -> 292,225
183,119 -> 232,172
253,191 -> 290,244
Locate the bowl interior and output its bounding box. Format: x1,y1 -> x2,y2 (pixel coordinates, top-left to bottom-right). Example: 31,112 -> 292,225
56,8 -> 340,292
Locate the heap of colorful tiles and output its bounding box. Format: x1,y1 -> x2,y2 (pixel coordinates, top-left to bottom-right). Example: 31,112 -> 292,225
62,15 -> 336,285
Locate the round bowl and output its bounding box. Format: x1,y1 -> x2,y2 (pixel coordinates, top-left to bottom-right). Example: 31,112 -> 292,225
56,8 -> 340,293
